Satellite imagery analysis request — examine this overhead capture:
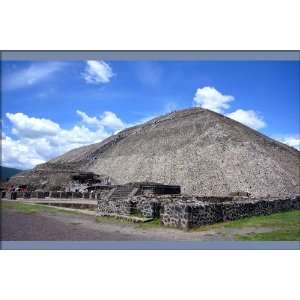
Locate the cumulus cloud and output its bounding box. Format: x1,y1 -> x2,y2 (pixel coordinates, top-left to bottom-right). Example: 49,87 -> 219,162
226,109 -> 266,130
193,86 -> 267,130
1,135 -> 47,170
2,110 -> 125,169
193,86 -> 234,113
76,110 -> 102,128
273,135 -> 300,150
99,111 -> 126,132
3,62 -> 65,90
82,60 -> 114,84
6,112 -> 60,138
77,110 -> 126,132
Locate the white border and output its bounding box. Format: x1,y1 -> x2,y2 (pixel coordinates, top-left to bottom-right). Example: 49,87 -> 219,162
0,0 -> 300,50
1,1 -> 299,299
0,251 -> 300,300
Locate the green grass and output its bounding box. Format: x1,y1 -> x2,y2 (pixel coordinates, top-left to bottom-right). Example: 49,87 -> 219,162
233,210 -> 300,241
237,228 -> 300,241
95,214 -> 161,229
137,218 -> 161,229
1,200 -> 86,216
95,215 -> 133,225
191,209 -> 300,241
223,209 -> 300,229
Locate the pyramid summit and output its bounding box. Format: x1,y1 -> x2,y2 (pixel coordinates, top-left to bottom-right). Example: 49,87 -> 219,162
10,107 -> 300,197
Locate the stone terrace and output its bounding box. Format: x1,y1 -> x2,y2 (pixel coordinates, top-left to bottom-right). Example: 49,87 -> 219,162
2,186 -> 300,230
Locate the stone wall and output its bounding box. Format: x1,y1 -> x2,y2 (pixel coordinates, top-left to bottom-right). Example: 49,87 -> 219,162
220,197 -> 300,221
2,187 -> 299,230
97,195 -> 162,218
134,196 -> 161,218
138,184 -> 181,196
97,198 -> 135,216
0,190 -> 103,200
160,196 -> 300,229
97,193 -> 300,224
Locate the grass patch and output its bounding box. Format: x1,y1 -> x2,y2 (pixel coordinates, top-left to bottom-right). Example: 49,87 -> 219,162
191,210 -> 300,241
237,228 -> 300,241
223,210 -> 300,229
233,210 -> 300,241
1,200 -> 87,216
95,215 -> 133,225
137,218 -> 162,229
95,215 -> 162,229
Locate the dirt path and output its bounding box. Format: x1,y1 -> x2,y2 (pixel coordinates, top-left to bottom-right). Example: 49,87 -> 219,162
1,207 -> 275,241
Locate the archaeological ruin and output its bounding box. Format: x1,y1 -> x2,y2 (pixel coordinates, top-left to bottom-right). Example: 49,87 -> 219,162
3,108 -> 300,229
1,182 -> 300,229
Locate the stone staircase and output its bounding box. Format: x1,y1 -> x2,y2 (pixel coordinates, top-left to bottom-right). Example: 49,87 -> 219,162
108,186 -> 139,201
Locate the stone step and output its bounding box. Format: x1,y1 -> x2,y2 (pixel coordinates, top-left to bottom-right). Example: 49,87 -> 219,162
108,187 -> 135,200
96,212 -> 153,223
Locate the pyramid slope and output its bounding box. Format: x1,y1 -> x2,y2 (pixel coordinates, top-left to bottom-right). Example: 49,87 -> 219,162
11,108 -> 300,197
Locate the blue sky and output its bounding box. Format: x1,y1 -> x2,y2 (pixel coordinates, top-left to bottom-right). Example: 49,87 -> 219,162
1,60 -> 299,169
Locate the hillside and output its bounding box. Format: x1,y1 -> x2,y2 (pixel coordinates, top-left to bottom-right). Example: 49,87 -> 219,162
10,108 -> 300,197
1,166 -> 23,181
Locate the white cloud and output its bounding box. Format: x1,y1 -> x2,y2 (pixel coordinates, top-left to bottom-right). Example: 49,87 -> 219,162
193,86 -> 234,113
6,112 -> 60,138
76,110 -> 102,128
3,62 -> 65,90
1,135 -> 47,170
2,110 -> 125,169
77,110 -> 126,132
193,86 -> 268,131
58,125 -> 109,145
99,111 -> 126,131
273,135 -> 300,150
82,60 -> 114,84
226,109 -> 266,130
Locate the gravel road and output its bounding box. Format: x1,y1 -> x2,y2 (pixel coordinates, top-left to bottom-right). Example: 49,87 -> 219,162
1,210 -> 148,241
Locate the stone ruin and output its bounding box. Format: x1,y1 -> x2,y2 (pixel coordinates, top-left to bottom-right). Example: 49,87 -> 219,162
7,162 -> 114,192
159,195 -> 300,229
97,182 -> 181,216
66,172 -> 112,192
95,183 -> 300,229
1,181 -> 300,230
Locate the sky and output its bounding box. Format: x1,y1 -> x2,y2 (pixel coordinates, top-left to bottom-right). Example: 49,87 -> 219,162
1,60 -> 299,170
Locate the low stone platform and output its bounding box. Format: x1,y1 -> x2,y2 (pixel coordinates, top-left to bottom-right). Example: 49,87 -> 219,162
97,194 -> 300,229
160,196 -> 300,229
3,188 -> 300,230
96,212 -> 153,223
